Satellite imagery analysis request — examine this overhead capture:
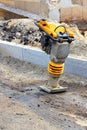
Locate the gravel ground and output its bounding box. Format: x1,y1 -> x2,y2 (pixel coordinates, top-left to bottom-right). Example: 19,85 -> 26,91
0,54 -> 87,130
0,93 -> 61,130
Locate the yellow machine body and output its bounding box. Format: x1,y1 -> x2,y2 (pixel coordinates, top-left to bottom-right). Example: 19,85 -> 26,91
36,19 -> 74,39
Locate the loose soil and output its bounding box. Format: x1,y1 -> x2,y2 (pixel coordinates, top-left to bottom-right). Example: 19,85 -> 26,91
0,53 -> 87,130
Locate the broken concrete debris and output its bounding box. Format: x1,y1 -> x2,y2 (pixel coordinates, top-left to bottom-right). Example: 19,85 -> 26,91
0,18 -> 87,57
0,19 -> 42,47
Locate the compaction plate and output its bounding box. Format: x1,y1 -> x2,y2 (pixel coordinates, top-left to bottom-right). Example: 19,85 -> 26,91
39,85 -> 68,93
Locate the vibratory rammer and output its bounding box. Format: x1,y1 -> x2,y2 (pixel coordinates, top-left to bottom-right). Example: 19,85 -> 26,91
35,19 -> 74,93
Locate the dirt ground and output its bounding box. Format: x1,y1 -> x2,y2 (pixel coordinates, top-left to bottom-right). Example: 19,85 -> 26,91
0,92 -> 62,130
0,53 -> 87,130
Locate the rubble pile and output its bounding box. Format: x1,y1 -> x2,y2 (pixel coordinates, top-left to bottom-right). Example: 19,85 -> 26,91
0,19 -> 42,47
0,18 -> 87,57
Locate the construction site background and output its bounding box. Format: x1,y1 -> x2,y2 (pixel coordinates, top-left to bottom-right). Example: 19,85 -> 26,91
0,0 -> 87,22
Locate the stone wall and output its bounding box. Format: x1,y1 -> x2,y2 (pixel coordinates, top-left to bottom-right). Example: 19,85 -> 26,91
0,0 -> 49,17
0,8 -> 25,19
60,5 -> 87,22
83,0 -> 87,7
0,0 -> 87,21
0,0 -> 15,7
72,0 -> 87,7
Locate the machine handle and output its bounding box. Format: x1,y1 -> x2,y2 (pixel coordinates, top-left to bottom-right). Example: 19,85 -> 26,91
54,25 -> 66,34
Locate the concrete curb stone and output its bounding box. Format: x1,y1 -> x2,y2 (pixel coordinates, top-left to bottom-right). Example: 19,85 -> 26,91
0,40 -> 87,78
